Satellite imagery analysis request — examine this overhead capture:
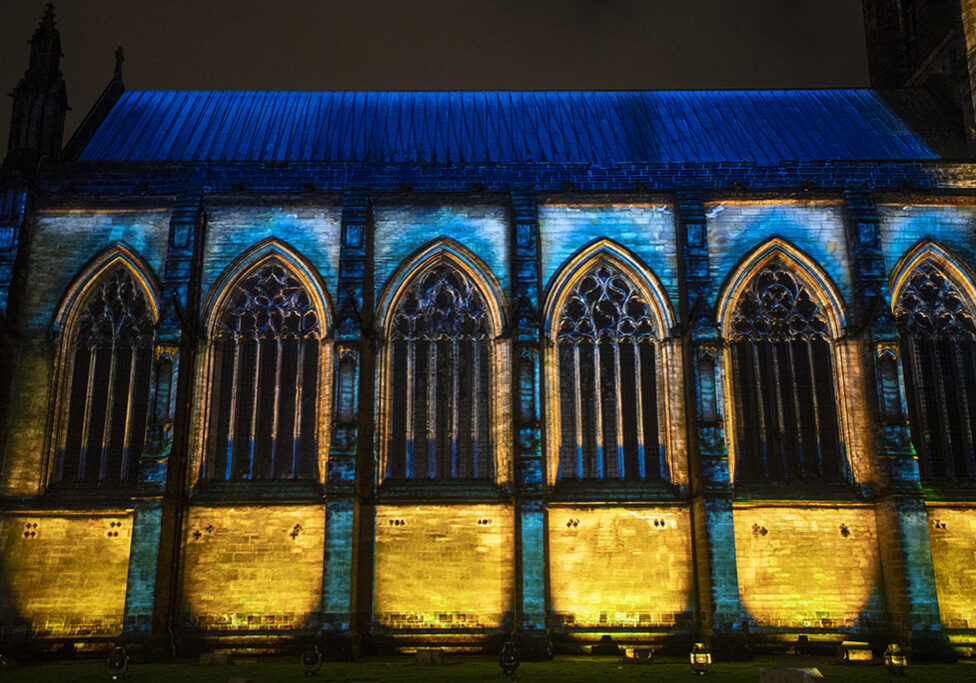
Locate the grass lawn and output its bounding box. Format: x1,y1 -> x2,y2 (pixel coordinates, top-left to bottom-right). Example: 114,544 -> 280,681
1,655 -> 973,682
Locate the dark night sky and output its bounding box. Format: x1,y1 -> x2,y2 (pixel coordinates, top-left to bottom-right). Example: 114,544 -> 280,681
0,1 -> 870,160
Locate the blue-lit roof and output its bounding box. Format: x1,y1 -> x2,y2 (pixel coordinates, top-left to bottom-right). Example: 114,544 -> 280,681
77,90 -> 940,164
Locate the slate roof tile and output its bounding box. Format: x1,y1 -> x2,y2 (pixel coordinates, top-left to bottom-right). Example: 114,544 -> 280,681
77,89 -> 942,163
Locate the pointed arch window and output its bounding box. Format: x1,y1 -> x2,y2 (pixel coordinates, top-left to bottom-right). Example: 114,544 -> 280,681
205,261 -> 321,481
386,263 -> 493,480
56,265 -> 155,483
729,264 -> 842,482
555,263 -> 660,481
895,262 -> 976,480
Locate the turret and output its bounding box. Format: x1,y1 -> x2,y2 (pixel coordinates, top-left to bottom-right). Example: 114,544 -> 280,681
3,4 -> 69,176
862,0 -> 976,154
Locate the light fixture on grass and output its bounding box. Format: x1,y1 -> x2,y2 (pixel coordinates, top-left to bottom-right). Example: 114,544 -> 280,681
884,644 -> 907,676
499,641 -> 520,674
836,640 -> 873,663
301,643 -> 322,676
689,642 -> 712,675
106,644 -> 128,680
624,647 -> 654,663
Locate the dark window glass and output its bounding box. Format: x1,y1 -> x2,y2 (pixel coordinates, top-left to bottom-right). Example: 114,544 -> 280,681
386,264 -> 493,480
205,261 -> 320,481
729,264 -> 842,482
556,264 -> 660,481
895,263 -> 976,481
57,266 -> 154,483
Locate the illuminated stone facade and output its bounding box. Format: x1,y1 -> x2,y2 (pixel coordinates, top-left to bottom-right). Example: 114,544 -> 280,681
1,5 -> 976,661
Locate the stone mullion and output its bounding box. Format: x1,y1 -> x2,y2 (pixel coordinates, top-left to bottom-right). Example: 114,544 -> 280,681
676,187 -> 745,654
97,336 -> 120,481
804,338 -> 825,474
324,190 -> 372,651
77,340 -> 100,479
785,341 -> 807,475
632,340 -> 646,478
842,188 -> 946,658
451,338 -> 460,477
471,338 -> 480,475
509,189 -> 547,653
118,340 -> 142,480
270,337 -> 284,477
952,342 -> 976,478
142,191 -> 206,655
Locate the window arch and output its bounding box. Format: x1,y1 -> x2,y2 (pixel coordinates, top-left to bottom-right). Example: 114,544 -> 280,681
204,258 -> 324,481
724,259 -> 843,483
384,262 -> 494,480
894,257 -> 976,481
543,240 -> 675,486
53,255 -> 157,484
554,262 -> 661,481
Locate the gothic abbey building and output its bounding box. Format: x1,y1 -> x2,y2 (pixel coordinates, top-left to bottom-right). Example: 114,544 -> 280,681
1,3 -> 976,659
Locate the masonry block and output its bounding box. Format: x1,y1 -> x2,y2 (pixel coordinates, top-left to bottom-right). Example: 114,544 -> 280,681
733,505 -> 885,630
373,504 -> 514,631
179,504 -> 325,633
547,505 -> 694,630
0,512 -> 132,639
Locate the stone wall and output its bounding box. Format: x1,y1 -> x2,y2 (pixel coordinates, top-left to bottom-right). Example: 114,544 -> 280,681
927,505 -> 976,631
0,511 -> 132,638
373,203 -> 509,303
373,504 -> 514,631
537,203 -> 678,301
706,200 -> 852,303
879,203 -> 976,274
733,504 -> 885,630
2,208 -> 169,497
2,191 -> 975,654
547,505 -> 695,630
200,202 -> 341,309
179,504 -> 325,634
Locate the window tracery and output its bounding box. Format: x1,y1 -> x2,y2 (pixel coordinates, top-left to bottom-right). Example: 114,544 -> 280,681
556,263 -> 660,481
386,264 -> 493,480
205,261 -> 321,481
730,264 -> 829,340
895,262 -> 976,480
729,263 -> 842,482
896,263 -> 976,338
57,265 -> 155,483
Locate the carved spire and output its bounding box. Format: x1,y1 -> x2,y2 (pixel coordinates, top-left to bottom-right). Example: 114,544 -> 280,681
61,44 -> 126,162
114,47 -> 124,82
4,3 -> 69,174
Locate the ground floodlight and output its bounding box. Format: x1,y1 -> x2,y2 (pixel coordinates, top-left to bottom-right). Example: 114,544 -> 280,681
689,642 -> 712,675
106,644 -> 128,680
301,643 -> 322,676
884,644 -> 907,676
624,647 -> 654,663
836,640 -> 873,663
499,641 -> 520,674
